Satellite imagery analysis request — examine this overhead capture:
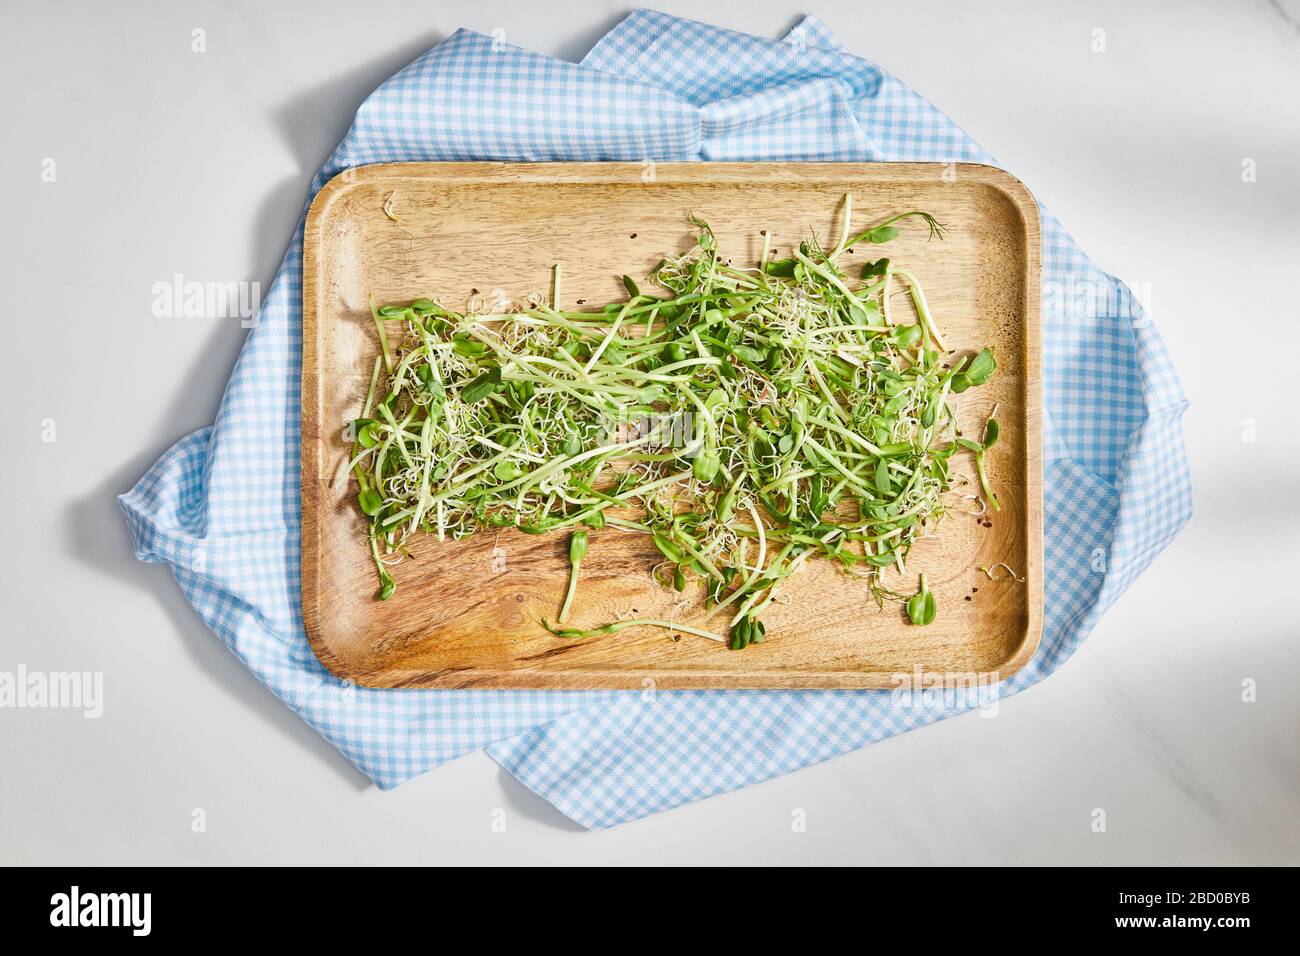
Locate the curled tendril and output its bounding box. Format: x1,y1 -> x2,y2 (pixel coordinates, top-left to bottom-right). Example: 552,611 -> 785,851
978,562 -> 1025,583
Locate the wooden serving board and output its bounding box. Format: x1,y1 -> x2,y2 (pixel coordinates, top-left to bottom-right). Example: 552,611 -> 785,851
302,163 -> 1041,689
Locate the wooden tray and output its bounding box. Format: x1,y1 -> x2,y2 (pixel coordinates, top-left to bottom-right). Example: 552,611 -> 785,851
302,162 -> 1041,689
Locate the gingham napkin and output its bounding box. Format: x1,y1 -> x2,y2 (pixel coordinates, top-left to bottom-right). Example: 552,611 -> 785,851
119,10 -> 1191,828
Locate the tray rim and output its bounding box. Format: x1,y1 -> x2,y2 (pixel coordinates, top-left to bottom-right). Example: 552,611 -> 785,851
301,161 -> 1043,689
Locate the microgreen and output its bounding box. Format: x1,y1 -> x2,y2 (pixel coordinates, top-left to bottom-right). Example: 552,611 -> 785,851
557,530 -> 587,624
543,618 -> 727,643
972,413 -> 1001,512
950,346 -> 995,394
729,613 -> 766,650
349,197 -> 1000,645
905,573 -> 936,626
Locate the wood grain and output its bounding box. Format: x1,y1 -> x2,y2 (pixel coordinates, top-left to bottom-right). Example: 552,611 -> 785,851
302,162 -> 1042,689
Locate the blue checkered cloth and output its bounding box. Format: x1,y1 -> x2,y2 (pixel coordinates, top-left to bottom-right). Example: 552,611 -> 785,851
119,11 -> 1191,828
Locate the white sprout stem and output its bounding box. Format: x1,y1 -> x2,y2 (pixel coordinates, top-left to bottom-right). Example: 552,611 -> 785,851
835,192 -> 853,255
892,268 -> 947,352
584,299 -> 633,372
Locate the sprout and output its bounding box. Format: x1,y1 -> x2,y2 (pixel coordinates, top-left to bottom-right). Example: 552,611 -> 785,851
906,573 -> 936,626
557,530 -> 588,624
350,200 -> 999,644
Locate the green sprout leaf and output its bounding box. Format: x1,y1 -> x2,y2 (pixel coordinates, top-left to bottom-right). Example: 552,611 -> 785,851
461,367 -> 502,404
965,347 -> 996,386
905,574 -> 937,626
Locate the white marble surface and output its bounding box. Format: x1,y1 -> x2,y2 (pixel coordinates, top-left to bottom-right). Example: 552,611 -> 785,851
1,0 -> 1297,865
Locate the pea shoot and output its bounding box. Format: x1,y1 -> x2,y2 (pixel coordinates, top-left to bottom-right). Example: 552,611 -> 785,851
558,530 -> 588,624
729,613 -> 766,650
957,408 -> 1001,513
349,198 -> 1002,645
906,573 -> 936,626
543,618 -> 727,643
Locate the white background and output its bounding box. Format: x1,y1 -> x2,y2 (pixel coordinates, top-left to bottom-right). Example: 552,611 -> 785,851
1,0 -> 1297,865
